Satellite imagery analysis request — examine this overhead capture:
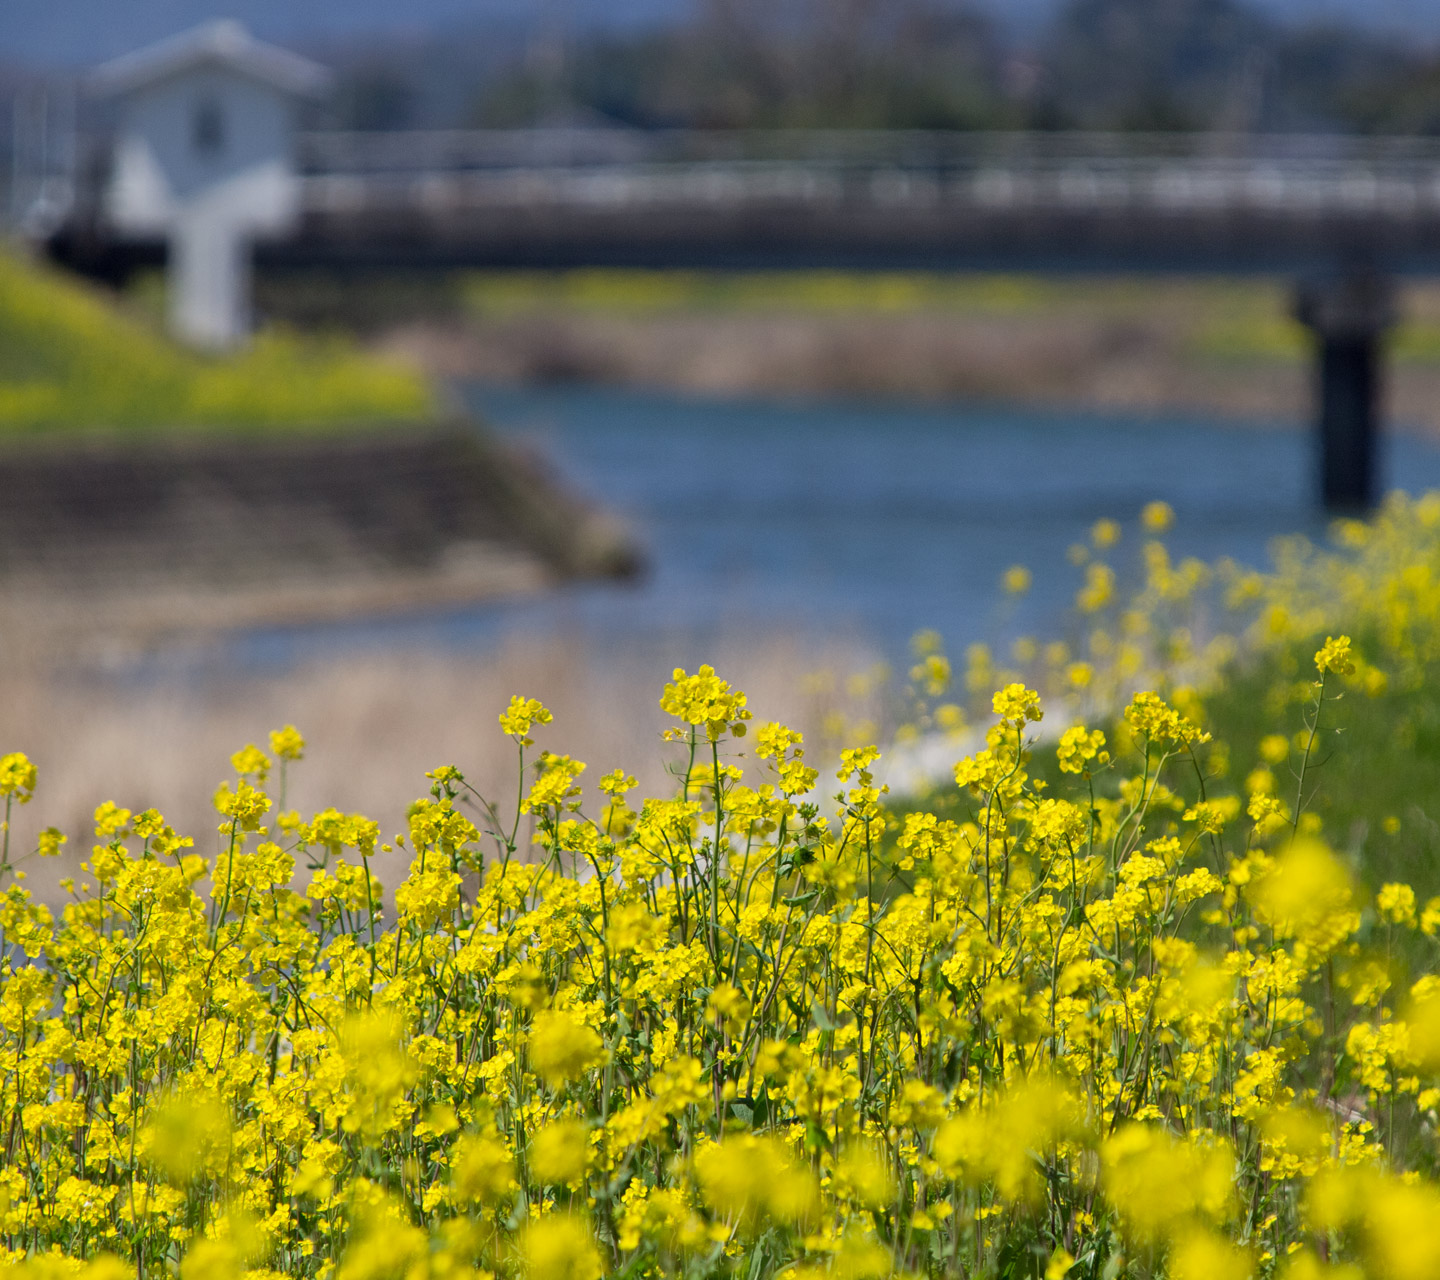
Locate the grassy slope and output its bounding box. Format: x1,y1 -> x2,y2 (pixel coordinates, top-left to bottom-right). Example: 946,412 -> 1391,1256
0,250 -> 434,434
884,502 -> 1440,911
1185,640 -> 1440,898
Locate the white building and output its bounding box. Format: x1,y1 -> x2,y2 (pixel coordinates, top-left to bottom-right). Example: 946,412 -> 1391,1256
91,21 -> 329,349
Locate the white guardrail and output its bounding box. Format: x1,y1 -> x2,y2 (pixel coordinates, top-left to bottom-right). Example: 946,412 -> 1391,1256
296,130 -> 1440,219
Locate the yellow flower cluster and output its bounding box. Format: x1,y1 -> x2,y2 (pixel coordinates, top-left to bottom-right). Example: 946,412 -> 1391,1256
13,482 -> 1440,1279
0,629 -> 1435,1280
927,497 -> 1440,742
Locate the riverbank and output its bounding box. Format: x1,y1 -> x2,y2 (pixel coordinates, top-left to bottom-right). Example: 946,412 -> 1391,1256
0,250 -> 433,433
348,271 -> 1440,433
0,422 -> 641,657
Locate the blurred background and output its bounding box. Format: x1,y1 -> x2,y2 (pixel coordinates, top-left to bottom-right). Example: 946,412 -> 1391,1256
4,0 -> 1440,866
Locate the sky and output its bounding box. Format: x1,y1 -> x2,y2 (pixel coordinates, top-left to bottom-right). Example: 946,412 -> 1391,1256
2,0 -> 1438,69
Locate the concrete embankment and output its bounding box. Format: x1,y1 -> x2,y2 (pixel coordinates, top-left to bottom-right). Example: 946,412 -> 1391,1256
0,421 -> 641,641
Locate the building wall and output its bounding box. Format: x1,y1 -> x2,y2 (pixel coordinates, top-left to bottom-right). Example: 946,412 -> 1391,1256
106,64 -> 301,237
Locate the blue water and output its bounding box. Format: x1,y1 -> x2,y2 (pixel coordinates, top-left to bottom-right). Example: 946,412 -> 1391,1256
229,384 -> 1440,668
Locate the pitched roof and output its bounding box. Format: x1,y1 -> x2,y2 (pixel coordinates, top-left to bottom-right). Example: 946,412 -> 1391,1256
90,20 -> 331,100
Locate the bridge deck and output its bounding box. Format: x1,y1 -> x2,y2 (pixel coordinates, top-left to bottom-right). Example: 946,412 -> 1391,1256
279,130 -> 1440,274
50,129 -> 1440,274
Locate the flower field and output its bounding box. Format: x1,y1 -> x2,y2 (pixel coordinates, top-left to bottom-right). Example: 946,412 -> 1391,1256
8,496 -> 1440,1279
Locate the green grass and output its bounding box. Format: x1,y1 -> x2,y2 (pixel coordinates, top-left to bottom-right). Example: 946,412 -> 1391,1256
458,269 -> 1264,316
458,269 -> 1056,314
1183,638 -> 1440,897
458,268 -> 1440,368
0,250 -> 434,434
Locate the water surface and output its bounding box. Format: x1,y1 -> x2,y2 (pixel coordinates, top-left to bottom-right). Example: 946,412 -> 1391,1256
234,385 -> 1440,667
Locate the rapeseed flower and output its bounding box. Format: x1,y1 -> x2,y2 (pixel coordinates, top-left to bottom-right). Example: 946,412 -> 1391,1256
5,491 -> 1440,1280
694,1135 -> 819,1230
529,1118 -> 590,1185
528,1009 -> 605,1086
661,664 -> 752,742
0,752 -> 36,802
520,1215 -> 603,1280
1002,564 -> 1032,595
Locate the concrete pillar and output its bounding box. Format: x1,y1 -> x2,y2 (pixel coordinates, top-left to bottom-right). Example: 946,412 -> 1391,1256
1294,270 -> 1397,514
169,207 -> 251,350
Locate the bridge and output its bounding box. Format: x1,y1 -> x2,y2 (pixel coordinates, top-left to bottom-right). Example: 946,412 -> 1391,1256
250,130 -> 1440,273
49,127 -> 1440,510
48,128 -> 1440,275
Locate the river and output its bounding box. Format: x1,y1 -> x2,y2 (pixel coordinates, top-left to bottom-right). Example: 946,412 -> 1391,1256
232,383 -> 1440,669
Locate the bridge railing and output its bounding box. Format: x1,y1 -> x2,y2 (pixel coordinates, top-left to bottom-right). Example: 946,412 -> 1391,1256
296,129 -> 1440,220
297,129 -> 1440,173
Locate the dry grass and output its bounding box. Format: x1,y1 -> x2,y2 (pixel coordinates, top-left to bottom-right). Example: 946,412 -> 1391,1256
376,275 -> 1440,434
0,623 -> 883,905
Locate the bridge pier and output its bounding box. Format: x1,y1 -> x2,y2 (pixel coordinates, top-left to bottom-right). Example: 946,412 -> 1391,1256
1294,269 -> 1397,515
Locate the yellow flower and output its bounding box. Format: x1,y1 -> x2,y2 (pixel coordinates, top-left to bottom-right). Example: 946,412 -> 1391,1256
500,694 -> 554,744
229,743 -> 272,782
213,780 -> 271,832
911,653 -> 951,696
0,752 -> 35,803
1184,798 -> 1238,834
933,1078 -> 1082,1204
1403,985 -> 1440,1072
520,1214 -> 603,1280
1377,882 -> 1418,927
1260,1105 -> 1331,1179
268,724 -> 305,761
394,866 -> 461,930
1141,500 -> 1175,532
1124,690 -> 1207,749
694,1134 -> 818,1229
660,664 -> 752,741
93,800 -> 130,838
1002,564 -> 1032,595
141,1089 -> 233,1186
51,1176 -> 118,1228
528,1009 -> 605,1086
523,753 -> 586,814
338,1010 -> 416,1139
598,766 -> 638,795
832,1143 -> 895,1209
1359,1176 -> 1440,1280
1167,1229 -> 1251,1280
992,682 -> 1043,725
1314,635 -> 1356,676
935,702 -> 965,731
1056,726 -> 1106,774
1091,517 -> 1121,548
1249,838 -> 1359,958
338,1200 -> 428,1280
530,1118 -> 590,1186
451,1132 -> 515,1203
1101,1124 -> 1235,1244
1077,562 -> 1115,612
1259,733 -> 1290,764
1045,1248 -> 1076,1280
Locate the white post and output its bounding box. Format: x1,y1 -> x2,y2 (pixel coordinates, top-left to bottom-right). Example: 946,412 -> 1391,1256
168,206 -> 251,350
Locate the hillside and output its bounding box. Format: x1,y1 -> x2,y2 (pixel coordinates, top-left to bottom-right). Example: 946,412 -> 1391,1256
0,249 -> 433,433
